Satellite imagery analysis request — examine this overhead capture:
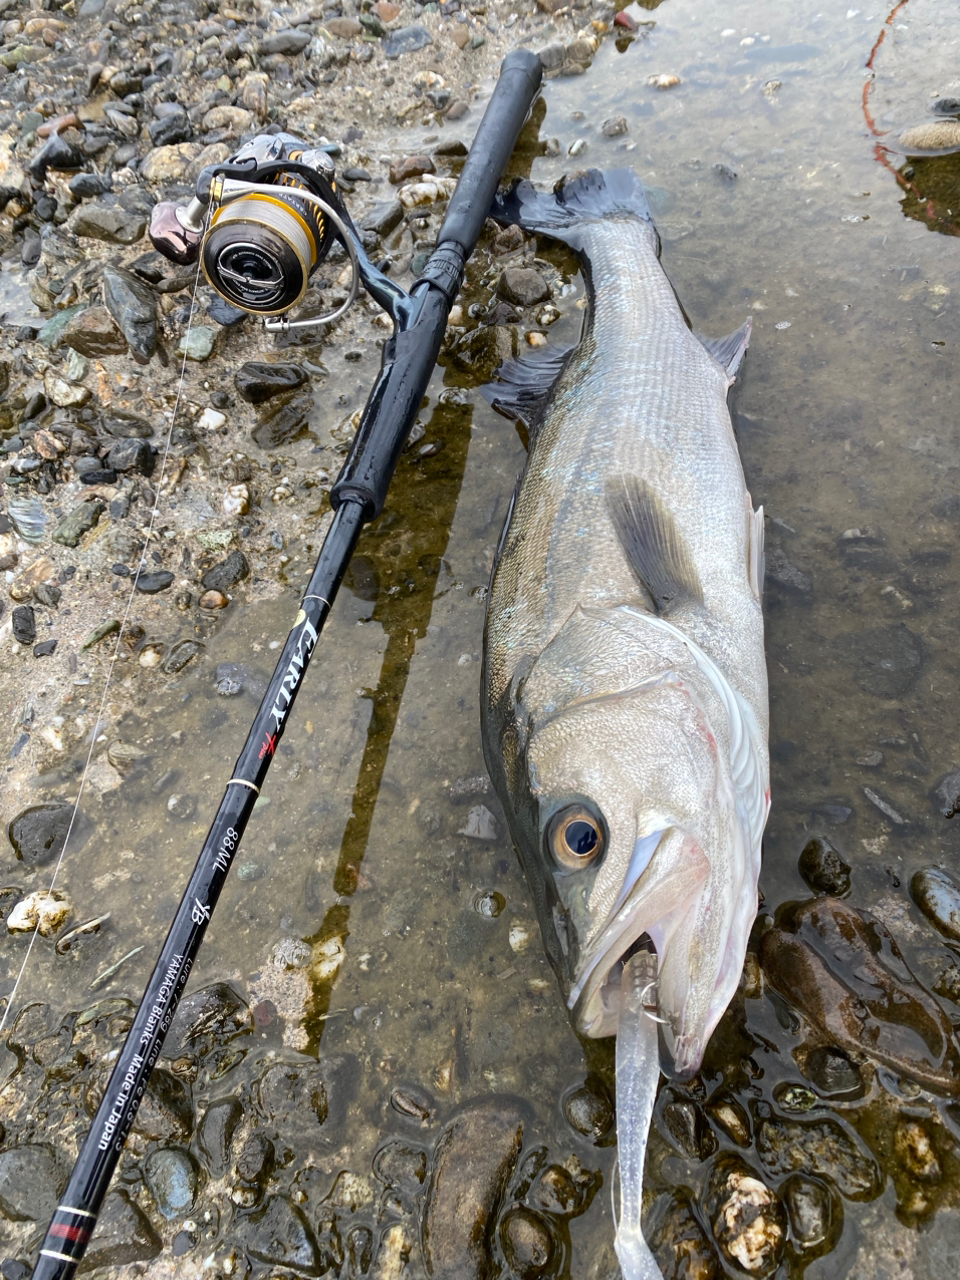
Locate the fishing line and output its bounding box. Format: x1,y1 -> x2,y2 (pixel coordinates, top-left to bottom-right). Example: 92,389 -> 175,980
0,256 -> 205,1039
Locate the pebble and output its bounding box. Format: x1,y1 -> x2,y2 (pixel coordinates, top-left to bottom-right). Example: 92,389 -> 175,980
107,437 -> 154,475
78,1191 -> 162,1270
43,370 -> 90,409
649,72 -> 681,88
167,793 -> 197,820
765,546 -> 813,599
390,153 -> 436,183
601,115 -> 628,136
69,203 -> 145,245
911,867 -> 960,941
198,408 -> 227,431
144,1147 -> 198,1218
894,1119 -> 940,1183
235,361 -> 308,403
12,603 -> 36,644
0,1144 -> 61,1222
139,644 -> 164,668
782,1174 -> 834,1251
135,570 -> 175,594
705,1155 -> 785,1276
797,836 -> 851,896
252,395 -> 311,448
499,1205 -> 554,1277
756,1114 -> 880,1200
802,1046 -> 863,1099
422,1097 -> 528,1279
8,802 -> 73,866
8,495 -> 46,543
458,804 -> 499,839
201,550 -> 250,593
162,639 -> 205,673
61,305 -> 128,357
33,639 -> 58,657
360,199 -> 404,238
165,983 -> 252,1057
198,1098 -> 243,1176
398,176 -> 458,207
200,589 -> 229,609
102,265 -> 158,361
383,23 -> 433,57
7,888 -> 73,936
179,326 -> 216,361
898,120 -> 960,154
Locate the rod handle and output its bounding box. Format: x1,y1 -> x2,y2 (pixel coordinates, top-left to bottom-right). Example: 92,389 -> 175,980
436,49 -> 542,255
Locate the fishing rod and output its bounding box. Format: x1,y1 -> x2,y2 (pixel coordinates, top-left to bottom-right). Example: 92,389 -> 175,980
29,48 -> 542,1280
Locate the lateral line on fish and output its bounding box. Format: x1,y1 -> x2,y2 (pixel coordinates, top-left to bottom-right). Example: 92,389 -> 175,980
0,259 -> 205,1038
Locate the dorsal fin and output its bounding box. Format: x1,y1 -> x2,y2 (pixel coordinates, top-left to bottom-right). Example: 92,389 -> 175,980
481,345 -> 575,433
697,318 -> 752,382
607,476 -> 703,614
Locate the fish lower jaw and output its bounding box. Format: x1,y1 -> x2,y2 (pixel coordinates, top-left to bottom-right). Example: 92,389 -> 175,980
571,932 -> 661,1042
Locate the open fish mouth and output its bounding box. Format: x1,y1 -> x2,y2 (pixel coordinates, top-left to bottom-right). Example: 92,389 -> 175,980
570,917 -> 663,1042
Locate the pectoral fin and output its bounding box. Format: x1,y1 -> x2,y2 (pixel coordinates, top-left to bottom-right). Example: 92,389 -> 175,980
607,476 -> 703,615
698,318 -> 752,383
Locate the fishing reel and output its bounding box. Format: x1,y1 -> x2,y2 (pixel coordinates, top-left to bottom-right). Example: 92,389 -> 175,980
148,132 -> 360,330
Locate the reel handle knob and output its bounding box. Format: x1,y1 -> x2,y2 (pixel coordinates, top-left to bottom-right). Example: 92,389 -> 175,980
149,198 -> 206,265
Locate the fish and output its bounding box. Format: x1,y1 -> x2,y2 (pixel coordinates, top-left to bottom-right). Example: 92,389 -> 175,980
479,168 -> 770,1276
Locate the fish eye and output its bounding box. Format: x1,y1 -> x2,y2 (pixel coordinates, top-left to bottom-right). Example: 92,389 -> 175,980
547,805 -> 606,871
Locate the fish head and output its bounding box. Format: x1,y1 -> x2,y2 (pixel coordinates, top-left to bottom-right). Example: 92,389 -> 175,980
492,605 -> 767,1079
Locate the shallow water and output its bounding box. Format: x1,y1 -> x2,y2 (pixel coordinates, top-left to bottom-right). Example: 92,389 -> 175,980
7,0 -> 960,1274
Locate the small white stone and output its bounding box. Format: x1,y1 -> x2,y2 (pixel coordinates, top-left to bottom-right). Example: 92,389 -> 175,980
509,922 -> 531,954
223,483 -> 250,517
314,936 -> 346,980
197,407 -> 227,431
8,889 -> 73,937
458,805 -> 499,840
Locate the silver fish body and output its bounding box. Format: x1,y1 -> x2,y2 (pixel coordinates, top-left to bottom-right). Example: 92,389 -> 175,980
480,169 -> 770,1080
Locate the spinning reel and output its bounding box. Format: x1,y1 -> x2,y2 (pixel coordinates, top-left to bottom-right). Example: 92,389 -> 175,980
149,132 -> 361,330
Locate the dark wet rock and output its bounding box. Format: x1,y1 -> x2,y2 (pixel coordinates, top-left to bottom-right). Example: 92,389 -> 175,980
802,1046 -> 864,1099
933,769 -> 960,818
0,1144 -> 60,1221
422,1096 -> 528,1280
601,114 -> 629,137
69,203 -> 145,245
201,551 -> 249,594
79,1190 -> 162,1270
562,1082 -> 614,1142
149,112 -> 191,147
107,1066 -> 193,1143
257,1060 -> 329,1131
390,1084 -> 434,1121
765,546 -> 813,599
346,1224 -> 374,1274
80,468 -> 118,486
499,1205 -> 554,1278
759,897 -> 960,1094
251,394 -> 312,448
135,570 -> 175,594
33,640 -> 58,657
912,866 -> 960,941
69,171 -> 112,199
102,265 -> 158,361
199,1098 -> 243,1176
235,361 -> 308,404
841,624 -> 922,698
782,1174 -> 836,1252
8,803 -> 73,867
863,785 -> 916,828
649,1190 -> 721,1280
208,297 -> 248,326
34,584 -> 61,609
705,1092 -> 751,1147
100,409 -> 154,439
373,1140 -> 428,1189
144,1147 -> 198,1218
259,27 -> 312,54
529,1164 -> 587,1217
29,133 -> 83,181
235,1132 -> 275,1193
797,836 -> 851,897
11,605 -> 36,645
106,437 -> 154,476
453,324 -> 520,379
52,499 -> 104,547
755,1114 -> 880,1200
161,639 -> 204,674
383,23 -> 433,57
497,267 -> 550,307
61,306 -> 128,357
658,1091 -> 717,1161
231,1195 -> 321,1271
704,1155 -> 785,1277
390,153 -> 436,184
360,198 -> 404,238
164,983 -> 251,1057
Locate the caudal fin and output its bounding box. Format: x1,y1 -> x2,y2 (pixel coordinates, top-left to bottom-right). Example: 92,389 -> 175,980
491,168 -> 653,248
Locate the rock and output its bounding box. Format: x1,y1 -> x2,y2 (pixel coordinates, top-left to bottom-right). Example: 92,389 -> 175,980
383,23 -> 433,57
759,898 -> 960,1094
149,112 -> 192,147
422,1097 -> 528,1280
361,199 -> 404,240
373,1140 -> 428,1190
235,361 -> 308,404
231,1195 -> 322,1270
499,1205 -> 554,1278
0,1144 -> 60,1221
797,836 -> 851,896
238,71 -> 270,119
8,802 -> 73,866
75,1190 -> 161,1270
648,1190 -> 721,1280
162,639 -> 205,673
658,1091 -> 717,1161
12,604 -> 36,644
705,1093 -> 751,1147
252,395 -> 311,448
199,590 -> 228,610
7,889 -> 72,936
497,267 -> 550,307
453,324 -> 520,379
166,793 -> 197,820
390,153 -> 436,184
933,769 -> 960,818
178,326 -> 216,361
144,1147 -> 198,1218
43,370 -> 90,408
164,982 -> 252,1057
894,1119 -> 940,1184
68,203 -> 145,245
529,1164 -> 587,1217
326,16 -> 363,36
259,28 -> 312,55
841,624 -> 923,698
257,1060 -> 330,1131
802,1046 -> 863,1100
765,546 -> 813,599
755,1114 -> 881,1200
128,1067 -> 193,1143
51,496 -> 103,547
705,1155 -> 785,1277
102,265 -> 158,361
912,867 -> 960,941
61,305 -> 128,357
29,132 -> 83,180
201,105 -> 255,134
101,409 -> 154,438
198,1098 -> 243,1175
201,550 -> 249,593
135,570 -> 175,594
562,1082 -> 614,1142
69,171 -> 111,198
139,143 -> 201,183
458,805 -> 498,839
601,115 -> 628,136
781,1175 -> 835,1251
106,438 -> 154,475
8,495 -> 46,543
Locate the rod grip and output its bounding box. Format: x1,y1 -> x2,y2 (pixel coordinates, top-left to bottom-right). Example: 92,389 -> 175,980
436,49 -> 542,255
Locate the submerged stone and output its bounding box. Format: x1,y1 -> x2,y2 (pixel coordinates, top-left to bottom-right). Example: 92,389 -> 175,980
383,22 -> 432,56
198,1097 -> 243,1176
144,1147 -> 198,1218
759,898 -> 960,1094
781,1174 -> 835,1252
911,867 -> 960,942
252,394 -> 312,448
0,1144 -> 60,1221
8,802 -> 73,866
649,1190 -> 721,1280
78,1191 -> 162,1270
797,836 -> 851,897
841,624 -> 923,698
164,982 -> 251,1057
499,1205 -> 554,1278
755,1115 -> 881,1200
704,1155 -> 785,1277
231,1195 -> 321,1271
235,361 -> 308,404
102,265 -> 158,361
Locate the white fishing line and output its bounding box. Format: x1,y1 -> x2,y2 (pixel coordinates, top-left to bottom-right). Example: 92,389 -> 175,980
0,258 -> 205,1038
